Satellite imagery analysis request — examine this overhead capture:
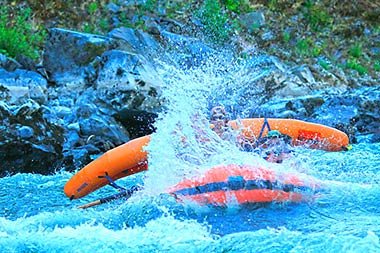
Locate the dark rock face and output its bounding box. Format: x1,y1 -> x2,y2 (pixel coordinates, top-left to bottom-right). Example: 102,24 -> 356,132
43,28 -> 118,85
113,108 -> 158,139
0,101 -> 64,176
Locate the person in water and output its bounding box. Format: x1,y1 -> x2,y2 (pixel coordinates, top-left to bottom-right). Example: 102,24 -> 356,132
210,106 -> 292,163
254,129 -> 293,163
210,106 -> 231,137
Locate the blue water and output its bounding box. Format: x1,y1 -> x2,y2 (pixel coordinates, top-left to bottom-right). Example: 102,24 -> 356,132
1,55 -> 380,252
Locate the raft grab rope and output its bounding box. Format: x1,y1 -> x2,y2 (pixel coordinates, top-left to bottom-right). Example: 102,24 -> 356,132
98,172 -> 126,191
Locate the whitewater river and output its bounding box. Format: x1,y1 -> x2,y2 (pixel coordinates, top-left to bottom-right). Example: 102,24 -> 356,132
1,55 -> 379,252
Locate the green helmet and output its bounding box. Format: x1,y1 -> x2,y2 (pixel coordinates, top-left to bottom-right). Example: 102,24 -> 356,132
261,130 -> 292,144
266,130 -> 282,137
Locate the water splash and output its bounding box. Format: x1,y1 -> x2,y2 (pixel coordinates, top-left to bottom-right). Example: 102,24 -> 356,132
142,53 -> 273,195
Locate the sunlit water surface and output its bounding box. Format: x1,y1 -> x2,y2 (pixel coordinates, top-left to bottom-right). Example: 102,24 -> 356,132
1,55 -> 379,253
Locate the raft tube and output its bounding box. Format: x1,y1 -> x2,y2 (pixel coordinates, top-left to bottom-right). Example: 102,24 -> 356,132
228,118 -> 349,151
169,164 -> 321,205
64,135 -> 150,200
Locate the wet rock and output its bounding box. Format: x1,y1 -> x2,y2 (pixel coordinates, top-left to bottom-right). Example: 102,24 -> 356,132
63,130 -> 81,151
106,2 -> 121,13
17,126 -> 34,139
15,55 -> 38,72
0,101 -> 11,119
0,100 -> 65,176
239,11 -> 266,30
68,92 -> 131,148
0,53 -> 21,71
370,132 -> 380,143
313,87 -> 380,140
89,50 -> 163,111
113,108 -> 158,138
108,27 -> 161,56
78,115 -> 130,146
0,69 -> 48,104
291,65 -> 316,84
43,28 -> 118,86
62,148 -> 92,172
250,86 -> 380,144
93,50 -> 141,90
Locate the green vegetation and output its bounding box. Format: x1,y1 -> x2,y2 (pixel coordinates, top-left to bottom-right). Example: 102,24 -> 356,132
349,44 -> 363,58
343,44 -> 369,75
88,2 -> 99,14
250,0 -> 379,77
196,0 -> 251,43
296,39 -> 311,56
268,0 -> 278,11
283,32 -> 291,44
303,0 -> 333,31
374,61 -> 380,72
197,0 -> 230,42
295,37 -> 325,58
319,60 -> 330,70
346,60 -> 368,75
222,0 -> 240,13
0,6 -> 46,60
221,0 -> 251,14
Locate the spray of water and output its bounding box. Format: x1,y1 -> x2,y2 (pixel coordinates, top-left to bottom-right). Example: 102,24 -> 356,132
138,53 -> 294,196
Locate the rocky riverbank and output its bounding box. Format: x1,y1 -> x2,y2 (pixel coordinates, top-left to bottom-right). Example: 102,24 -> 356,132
0,1 -> 379,176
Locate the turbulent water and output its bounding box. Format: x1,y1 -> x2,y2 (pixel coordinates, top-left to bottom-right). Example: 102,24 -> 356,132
1,54 -> 379,253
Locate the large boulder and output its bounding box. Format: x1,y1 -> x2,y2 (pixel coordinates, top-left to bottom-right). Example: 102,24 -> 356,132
43,28 -> 118,86
108,27 -> 161,56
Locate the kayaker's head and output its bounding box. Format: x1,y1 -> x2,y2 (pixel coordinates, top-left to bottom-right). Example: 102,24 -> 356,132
211,106 -> 228,122
210,106 -> 229,135
258,130 -> 293,163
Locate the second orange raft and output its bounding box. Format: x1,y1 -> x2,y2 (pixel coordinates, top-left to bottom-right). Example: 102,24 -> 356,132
169,164 -> 321,205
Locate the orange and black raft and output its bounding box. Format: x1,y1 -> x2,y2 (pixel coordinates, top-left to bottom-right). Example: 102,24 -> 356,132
64,118 -> 348,200
228,118 -> 349,152
64,135 -> 150,200
168,164 -> 322,206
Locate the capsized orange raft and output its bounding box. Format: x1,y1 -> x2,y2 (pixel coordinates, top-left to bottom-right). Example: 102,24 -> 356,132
168,164 -> 322,205
228,118 -> 349,152
64,118 -> 348,200
64,135 -> 150,200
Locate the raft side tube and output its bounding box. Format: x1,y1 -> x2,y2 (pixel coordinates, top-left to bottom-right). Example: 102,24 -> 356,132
168,164 -> 321,206
64,135 -> 150,199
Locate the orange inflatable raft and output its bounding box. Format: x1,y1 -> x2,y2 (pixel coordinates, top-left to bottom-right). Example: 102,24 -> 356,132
168,164 -> 321,205
64,118 -> 348,200
228,118 -> 349,152
64,135 -> 150,200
